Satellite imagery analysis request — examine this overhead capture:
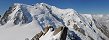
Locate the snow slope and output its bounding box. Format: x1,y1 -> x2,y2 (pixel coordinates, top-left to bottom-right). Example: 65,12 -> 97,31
0,3 -> 109,40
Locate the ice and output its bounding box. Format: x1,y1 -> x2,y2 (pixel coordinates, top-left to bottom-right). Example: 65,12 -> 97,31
0,3 -> 109,40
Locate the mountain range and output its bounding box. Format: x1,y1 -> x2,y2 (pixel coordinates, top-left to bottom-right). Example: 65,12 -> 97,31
0,3 -> 109,40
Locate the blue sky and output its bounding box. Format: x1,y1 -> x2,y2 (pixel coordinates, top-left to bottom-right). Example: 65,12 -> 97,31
0,0 -> 109,15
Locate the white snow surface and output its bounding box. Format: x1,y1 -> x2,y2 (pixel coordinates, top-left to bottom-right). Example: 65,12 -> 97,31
0,3 -> 109,40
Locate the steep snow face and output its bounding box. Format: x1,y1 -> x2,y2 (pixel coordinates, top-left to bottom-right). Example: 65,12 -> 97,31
92,14 -> 109,38
0,3 -> 109,40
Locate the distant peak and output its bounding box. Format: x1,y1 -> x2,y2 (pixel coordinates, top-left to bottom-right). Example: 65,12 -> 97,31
34,3 -> 51,7
14,3 -> 20,5
13,3 -> 32,7
40,3 -> 48,5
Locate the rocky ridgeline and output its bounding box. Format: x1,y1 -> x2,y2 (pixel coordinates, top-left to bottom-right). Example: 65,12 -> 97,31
0,3 -> 109,40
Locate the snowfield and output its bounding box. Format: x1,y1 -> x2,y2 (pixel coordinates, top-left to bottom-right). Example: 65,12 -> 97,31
0,3 -> 109,40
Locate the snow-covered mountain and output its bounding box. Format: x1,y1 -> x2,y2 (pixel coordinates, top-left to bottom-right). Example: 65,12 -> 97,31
0,3 -> 109,40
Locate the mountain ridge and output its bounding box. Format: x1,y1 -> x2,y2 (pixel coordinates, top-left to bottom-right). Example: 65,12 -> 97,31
0,3 -> 109,40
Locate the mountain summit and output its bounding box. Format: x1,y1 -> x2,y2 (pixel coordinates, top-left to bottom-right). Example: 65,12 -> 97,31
0,3 -> 109,40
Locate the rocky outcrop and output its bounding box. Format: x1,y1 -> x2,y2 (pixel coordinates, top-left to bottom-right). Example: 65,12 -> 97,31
31,31 -> 43,40
43,26 -> 54,35
31,26 -> 68,40
31,26 -> 53,40
53,26 -> 63,35
73,24 -> 86,36
1,3 -> 109,40
60,27 -> 68,40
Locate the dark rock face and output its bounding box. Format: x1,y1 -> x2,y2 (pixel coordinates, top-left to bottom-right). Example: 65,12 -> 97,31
43,26 -> 54,35
60,27 -> 68,40
0,15 -> 1,18
31,26 -> 68,40
53,26 -> 63,35
31,31 -> 43,40
88,36 -> 94,40
73,24 -> 79,30
73,24 -> 86,36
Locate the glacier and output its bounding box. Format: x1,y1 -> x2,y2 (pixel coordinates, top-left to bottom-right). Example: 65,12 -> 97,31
0,3 -> 109,40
